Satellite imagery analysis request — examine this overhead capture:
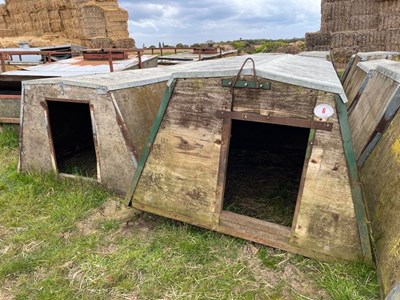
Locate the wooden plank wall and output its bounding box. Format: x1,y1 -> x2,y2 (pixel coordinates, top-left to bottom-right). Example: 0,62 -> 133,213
132,77 -> 362,260
349,72 -> 398,159
361,111 -> 400,296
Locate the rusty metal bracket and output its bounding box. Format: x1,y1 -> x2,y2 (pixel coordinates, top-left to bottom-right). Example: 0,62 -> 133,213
216,110 -> 333,131
221,79 -> 271,90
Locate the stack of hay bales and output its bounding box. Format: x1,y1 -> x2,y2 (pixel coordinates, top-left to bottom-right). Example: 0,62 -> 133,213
306,0 -> 400,56
0,0 -> 134,48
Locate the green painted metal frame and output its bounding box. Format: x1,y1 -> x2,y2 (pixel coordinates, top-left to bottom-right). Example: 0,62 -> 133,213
125,80 -> 176,206
221,79 -> 271,90
335,95 -> 372,262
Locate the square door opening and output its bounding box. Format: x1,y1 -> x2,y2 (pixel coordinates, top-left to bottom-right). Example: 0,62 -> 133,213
47,100 -> 97,178
223,120 -> 310,227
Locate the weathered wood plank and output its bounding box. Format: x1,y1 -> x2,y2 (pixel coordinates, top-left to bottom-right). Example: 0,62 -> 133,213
232,78 -> 319,119
349,72 -> 399,159
133,78 -> 226,222
361,111 -> 400,296
343,55 -> 362,91
0,117 -> 19,124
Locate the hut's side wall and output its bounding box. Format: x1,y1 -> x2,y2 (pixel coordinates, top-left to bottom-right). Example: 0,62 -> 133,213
132,77 -> 362,260
113,82 -> 165,158
343,56 -> 362,89
361,111 -> 400,296
21,84 -> 135,193
291,92 -> 361,260
349,73 -> 398,159
344,68 -> 368,107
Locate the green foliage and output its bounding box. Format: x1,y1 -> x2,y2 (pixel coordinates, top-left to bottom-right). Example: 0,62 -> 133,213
232,40 -> 247,51
255,41 -> 288,53
314,261 -> 379,300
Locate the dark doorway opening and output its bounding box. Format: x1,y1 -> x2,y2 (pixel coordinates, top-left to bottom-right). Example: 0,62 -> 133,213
223,120 -> 310,227
47,100 -> 97,178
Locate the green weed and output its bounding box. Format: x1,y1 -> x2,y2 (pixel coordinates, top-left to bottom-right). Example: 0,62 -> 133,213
0,125 -> 18,148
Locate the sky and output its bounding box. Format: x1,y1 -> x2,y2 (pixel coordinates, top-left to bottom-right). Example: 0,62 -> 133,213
119,0 -> 322,47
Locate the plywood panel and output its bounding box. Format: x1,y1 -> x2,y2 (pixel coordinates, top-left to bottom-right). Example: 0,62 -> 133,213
349,72 -> 398,159
361,111 -> 400,296
114,82 -> 165,158
292,91 -> 362,261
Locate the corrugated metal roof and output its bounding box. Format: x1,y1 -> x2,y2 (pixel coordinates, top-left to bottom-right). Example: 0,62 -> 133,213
3,55 -> 157,77
168,54 -> 348,102
23,54 -> 347,102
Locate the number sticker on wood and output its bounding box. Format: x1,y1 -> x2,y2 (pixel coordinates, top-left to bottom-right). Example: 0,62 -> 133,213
314,104 -> 334,119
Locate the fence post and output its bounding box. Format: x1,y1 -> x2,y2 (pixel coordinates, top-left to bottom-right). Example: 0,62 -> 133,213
138,50 -> 143,69
108,51 -> 114,72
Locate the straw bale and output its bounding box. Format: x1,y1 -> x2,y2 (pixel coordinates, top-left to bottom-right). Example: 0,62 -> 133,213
0,0 -> 135,48
306,0 -> 400,54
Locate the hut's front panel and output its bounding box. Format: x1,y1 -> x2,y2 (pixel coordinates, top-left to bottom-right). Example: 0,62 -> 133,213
349,72 -> 399,159
113,82 -> 166,158
132,77 -> 362,260
361,111 -> 400,296
21,84 -> 135,193
290,92 -> 361,260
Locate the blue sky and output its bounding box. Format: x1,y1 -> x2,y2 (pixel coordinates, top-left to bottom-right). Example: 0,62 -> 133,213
119,0 -> 322,47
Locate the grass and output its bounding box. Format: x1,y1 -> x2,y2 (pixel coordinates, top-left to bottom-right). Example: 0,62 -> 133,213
0,125 -> 380,299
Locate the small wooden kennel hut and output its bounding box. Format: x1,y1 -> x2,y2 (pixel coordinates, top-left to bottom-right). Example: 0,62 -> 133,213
348,59 -> 400,298
127,54 -> 372,261
19,67 -> 182,193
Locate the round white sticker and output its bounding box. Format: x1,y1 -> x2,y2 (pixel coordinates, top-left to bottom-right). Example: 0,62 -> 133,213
314,104 -> 334,119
